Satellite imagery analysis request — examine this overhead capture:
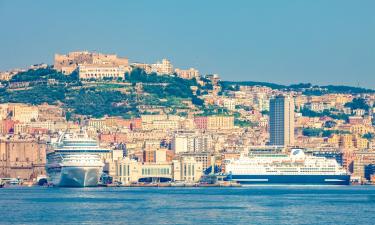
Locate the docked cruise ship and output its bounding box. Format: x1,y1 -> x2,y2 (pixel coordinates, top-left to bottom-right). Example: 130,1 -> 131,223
224,149 -> 350,185
46,131 -> 111,187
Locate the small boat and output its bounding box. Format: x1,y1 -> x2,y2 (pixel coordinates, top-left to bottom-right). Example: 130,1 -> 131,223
9,178 -> 21,185
170,182 -> 185,187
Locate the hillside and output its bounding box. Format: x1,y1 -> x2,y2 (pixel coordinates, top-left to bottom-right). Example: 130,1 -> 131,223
0,68 -> 199,118
1,68 -> 374,119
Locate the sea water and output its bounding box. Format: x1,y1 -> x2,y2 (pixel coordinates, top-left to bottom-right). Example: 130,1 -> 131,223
1,186 -> 374,225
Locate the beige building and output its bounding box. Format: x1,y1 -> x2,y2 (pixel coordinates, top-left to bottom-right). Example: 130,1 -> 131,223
113,157 -> 141,184
328,134 -> 369,150
171,132 -> 213,154
0,138 -> 46,180
350,124 -> 374,136
0,72 -> 14,81
131,63 -> 152,74
206,116 -> 234,130
180,152 -> 211,171
352,150 -> 375,181
0,104 -> 8,120
142,120 -> 179,131
175,68 -> 199,79
9,104 -> 38,123
54,51 -> 129,75
141,115 -> 183,131
87,118 -> 106,130
151,59 -> 173,75
194,116 -> 235,130
172,156 -> 203,182
141,114 -> 168,123
8,120 -> 77,135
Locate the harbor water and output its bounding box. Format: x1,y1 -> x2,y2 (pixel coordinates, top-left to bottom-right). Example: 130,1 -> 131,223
1,186 -> 375,225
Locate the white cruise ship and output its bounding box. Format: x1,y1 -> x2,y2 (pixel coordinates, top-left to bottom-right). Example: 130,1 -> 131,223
46,131 -> 111,187
224,149 -> 350,185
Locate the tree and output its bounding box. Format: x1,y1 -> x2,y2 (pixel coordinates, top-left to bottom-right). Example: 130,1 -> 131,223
302,128 -> 323,137
192,96 -> 204,106
324,120 -> 337,128
363,133 -> 374,140
344,98 -> 370,111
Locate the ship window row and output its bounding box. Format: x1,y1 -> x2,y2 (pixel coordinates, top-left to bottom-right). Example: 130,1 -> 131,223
66,159 -> 97,162
55,150 -> 110,153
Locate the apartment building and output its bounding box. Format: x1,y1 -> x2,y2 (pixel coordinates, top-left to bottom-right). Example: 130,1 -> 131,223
175,68 -> 199,79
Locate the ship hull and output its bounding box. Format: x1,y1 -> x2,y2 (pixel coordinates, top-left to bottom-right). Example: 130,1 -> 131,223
48,166 -> 102,187
230,174 -> 350,185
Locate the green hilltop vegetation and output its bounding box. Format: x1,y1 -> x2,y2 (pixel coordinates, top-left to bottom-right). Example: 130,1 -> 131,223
0,68 -> 204,118
126,68 -> 198,98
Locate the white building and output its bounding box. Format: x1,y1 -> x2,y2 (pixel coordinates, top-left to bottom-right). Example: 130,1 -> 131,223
305,102 -> 330,112
151,59 -> 174,75
223,99 -> 236,111
254,93 -> 270,112
171,133 -> 213,154
175,68 -> 199,79
113,157 -> 202,184
78,64 -> 128,80
353,109 -> 366,116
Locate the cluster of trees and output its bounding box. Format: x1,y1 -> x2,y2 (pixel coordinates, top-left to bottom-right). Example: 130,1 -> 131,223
234,119 -> 256,127
10,68 -> 79,83
363,132 -> 374,140
324,120 -> 337,128
302,86 -> 375,96
197,105 -> 230,116
65,89 -> 136,118
322,85 -> 375,94
302,128 -> 350,137
300,107 -> 349,121
127,68 -> 198,99
344,98 -> 370,111
0,84 -> 67,105
192,96 -> 204,106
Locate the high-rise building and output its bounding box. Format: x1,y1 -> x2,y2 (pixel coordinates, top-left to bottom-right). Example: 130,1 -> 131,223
269,95 -> 295,146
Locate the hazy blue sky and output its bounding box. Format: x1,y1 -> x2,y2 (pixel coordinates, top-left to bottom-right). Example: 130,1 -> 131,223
0,0 -> 374,88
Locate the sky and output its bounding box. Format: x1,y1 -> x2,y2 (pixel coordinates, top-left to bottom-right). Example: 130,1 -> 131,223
0,0 -> 374,88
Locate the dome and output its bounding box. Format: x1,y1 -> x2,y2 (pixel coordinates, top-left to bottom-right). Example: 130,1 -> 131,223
290,149 -> 305,158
